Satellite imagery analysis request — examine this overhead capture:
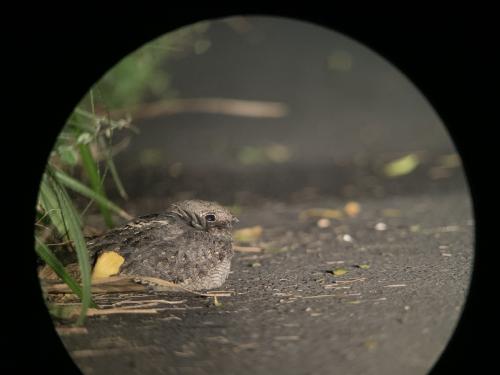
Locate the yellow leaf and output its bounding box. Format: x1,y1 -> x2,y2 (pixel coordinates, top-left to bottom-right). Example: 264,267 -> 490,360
382,208 -> 401,217
359,264 -> 370,269
383,154 -> 420,177
234,225 -> 263,243
333,268 -> 348,276
92,251 -> 125,280
299,208 -> 343,220
344,201 -> 361,217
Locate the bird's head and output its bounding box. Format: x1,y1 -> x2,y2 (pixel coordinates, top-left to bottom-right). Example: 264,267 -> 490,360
169,200 -> 239,233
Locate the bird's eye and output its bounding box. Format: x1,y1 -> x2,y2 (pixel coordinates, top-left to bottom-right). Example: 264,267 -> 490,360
205,214 -> 216,222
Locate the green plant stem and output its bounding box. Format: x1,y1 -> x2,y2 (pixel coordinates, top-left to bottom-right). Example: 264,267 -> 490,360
78,144 -> 114,227
53,168 -> 132,220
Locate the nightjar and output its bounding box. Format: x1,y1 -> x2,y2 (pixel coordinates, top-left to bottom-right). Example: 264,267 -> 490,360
86,200 -> 239,291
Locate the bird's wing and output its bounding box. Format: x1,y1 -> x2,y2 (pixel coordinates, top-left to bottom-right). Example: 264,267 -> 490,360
86,213 -> 184,259
87,213 -> 198,282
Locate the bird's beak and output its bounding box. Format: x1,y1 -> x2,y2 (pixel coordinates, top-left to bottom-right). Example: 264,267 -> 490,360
232,216 -> 239,224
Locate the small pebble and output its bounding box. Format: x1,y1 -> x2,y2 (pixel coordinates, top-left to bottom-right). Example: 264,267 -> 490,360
317,218 -> 331,228
342,234 -> 353,242
375,222 -> 387,231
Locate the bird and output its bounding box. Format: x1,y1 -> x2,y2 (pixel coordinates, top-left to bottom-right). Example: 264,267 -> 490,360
83,199 -> 239,291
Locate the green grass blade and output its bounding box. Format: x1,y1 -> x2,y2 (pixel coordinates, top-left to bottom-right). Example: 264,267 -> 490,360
53,168 -> 133,221
78,143 -> 114,227
49,176 -> 94,325
38,175 -> 69,236
98,136 -> 128,199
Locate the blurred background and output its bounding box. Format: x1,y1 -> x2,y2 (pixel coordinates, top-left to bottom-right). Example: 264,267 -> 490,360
84,16 -> 466,216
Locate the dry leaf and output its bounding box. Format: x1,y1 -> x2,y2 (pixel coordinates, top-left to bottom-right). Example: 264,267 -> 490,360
300,208 -> 343,220
344,201 -> 361,217
383,153 -> 420,177
382,209 -> 401,217
333,268 -> 348,276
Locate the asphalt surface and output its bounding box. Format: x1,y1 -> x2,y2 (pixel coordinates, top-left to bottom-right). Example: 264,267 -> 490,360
59,187 -> 473,375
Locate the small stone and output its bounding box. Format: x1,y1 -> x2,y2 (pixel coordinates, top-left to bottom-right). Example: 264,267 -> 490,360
317,218 -> 331,228
342,234 -> 353,242
374,222 -> 387,231
344,201 -> 361,217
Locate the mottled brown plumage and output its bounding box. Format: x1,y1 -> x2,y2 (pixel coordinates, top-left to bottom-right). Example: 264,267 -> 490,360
87,200 -> 238,290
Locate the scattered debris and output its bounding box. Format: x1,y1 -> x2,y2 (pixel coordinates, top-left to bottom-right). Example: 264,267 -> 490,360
384,284 -> 407,288
442,253 -> 452,257
333,277 -> 366,285
213,296 -> 223,307
317,218 -> 331,228
87,308 -> 160,316
323,285 -> 351,290
341,234 -> 354,242
355,264 -> 371,269
299,208 -> 343,221
332,268 -> 348,276
344,201 -> 361,217
364,339 -> 378,351
326,260 -> 345,265
160,315 -> 182,321
382,208 -> 401,217
383,153 -> 420,177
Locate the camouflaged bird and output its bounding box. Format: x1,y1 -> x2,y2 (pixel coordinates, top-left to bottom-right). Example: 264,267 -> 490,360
85,200 -> 239,291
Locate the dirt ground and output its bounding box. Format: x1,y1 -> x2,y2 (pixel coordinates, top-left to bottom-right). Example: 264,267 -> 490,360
57,181 -> 473,375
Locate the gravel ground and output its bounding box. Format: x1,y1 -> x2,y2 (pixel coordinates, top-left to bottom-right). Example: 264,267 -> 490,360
58,189 -> 473,375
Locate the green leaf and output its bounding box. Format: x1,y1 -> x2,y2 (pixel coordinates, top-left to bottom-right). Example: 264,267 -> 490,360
78,143 -> 114,227
383,154 -> 420,178
38,175 -> 69,236
98,136 -> 128,199
53,168 -> 132,221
